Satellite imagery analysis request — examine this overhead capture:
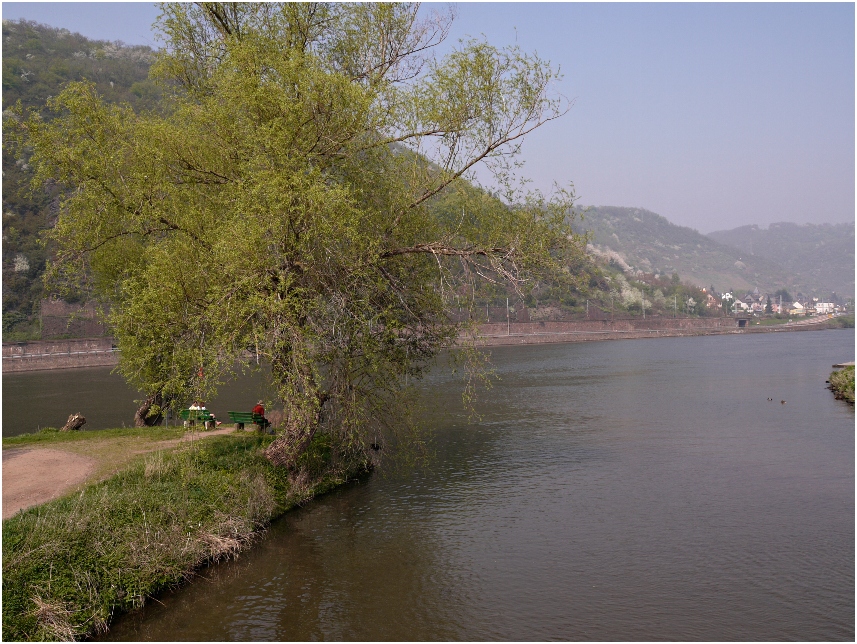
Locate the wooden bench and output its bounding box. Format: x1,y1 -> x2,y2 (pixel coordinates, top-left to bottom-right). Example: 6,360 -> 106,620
227,411 -> 271,431
179,409 -> 216,429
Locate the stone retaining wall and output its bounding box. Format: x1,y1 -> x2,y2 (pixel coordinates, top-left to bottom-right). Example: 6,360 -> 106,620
471,317 -> 829,346
2,338 -> 118,373
476,317 -> 730,337
2,318 -> 832,371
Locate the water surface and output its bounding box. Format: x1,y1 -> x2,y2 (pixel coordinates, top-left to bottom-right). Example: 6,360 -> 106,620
2,365 -> 274,436
47,331 -> 857,639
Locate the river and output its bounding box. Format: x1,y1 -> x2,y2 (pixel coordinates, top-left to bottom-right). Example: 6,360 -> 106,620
6,330 -> 854,639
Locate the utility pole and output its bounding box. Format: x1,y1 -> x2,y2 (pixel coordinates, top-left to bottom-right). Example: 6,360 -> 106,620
506,297 -> 510,336
674,294 -> 677,318
641,291 -> 645,320
586,299 -> 589,319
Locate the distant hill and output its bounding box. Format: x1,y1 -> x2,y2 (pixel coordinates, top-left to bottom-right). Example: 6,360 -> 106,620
2,19 -> 161,338
707,223 -> 854,298
574,206 -> 853,297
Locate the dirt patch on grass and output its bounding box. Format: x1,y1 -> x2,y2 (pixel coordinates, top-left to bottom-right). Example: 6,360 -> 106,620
2,448 -> 96,519
2,426 -> 256,519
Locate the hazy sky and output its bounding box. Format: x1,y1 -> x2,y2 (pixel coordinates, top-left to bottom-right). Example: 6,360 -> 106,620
3,2 -> 854,233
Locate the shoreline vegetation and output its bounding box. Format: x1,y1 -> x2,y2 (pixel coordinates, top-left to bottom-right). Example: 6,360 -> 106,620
2,428 -> 370,641
828,365 -> 855,404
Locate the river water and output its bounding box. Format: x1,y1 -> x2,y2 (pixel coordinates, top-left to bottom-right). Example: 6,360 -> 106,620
7,330 -> 854,640
2,365 -> 277,436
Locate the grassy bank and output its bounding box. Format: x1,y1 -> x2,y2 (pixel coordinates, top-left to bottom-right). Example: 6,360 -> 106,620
3,431 -> 369,641
827,313 -> 855,329
828,365 -> 855,404
4,425 -> 187,482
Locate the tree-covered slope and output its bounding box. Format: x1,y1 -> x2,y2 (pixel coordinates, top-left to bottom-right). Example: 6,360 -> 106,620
2,19 -> 161,338
574,206 -> 788,294
707,222 -> 854,298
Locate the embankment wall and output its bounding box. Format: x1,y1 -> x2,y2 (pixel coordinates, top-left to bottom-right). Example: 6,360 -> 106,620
2,338 -> 118,373
470,317 -> 831,346
2,318 -> 834,371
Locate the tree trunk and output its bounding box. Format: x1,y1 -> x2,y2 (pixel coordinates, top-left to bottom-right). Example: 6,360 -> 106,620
134,391 -> 165,427
61,413 -> 86,432
264,403 -> 323,468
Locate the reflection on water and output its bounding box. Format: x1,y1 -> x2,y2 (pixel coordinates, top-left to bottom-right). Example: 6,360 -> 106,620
82,331 -> 857,639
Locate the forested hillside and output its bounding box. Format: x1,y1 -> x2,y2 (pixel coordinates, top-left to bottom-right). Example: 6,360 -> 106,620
707,223 -> 854,298
2,19 -> 161,339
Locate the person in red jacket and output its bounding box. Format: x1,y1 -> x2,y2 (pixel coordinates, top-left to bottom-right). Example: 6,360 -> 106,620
251,400 -> 271,432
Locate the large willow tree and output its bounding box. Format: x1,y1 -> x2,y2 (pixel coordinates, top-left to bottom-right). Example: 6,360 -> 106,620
11,3 -> 585,466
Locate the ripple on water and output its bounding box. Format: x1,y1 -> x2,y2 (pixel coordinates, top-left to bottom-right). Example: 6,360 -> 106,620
102,331 -> 854,641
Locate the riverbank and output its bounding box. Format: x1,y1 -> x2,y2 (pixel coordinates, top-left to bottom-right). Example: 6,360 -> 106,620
470,314 -> 838,346
2,428 -> 370,641
2,316 -> 843,372
2,337 -> 117,373
828,364 -> 855,404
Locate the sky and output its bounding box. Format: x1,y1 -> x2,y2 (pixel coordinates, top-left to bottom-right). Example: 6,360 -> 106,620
2,2 -> 854,234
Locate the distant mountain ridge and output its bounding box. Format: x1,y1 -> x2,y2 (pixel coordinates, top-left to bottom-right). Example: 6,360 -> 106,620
574,206 -> 854,297
707,222 -> 854,298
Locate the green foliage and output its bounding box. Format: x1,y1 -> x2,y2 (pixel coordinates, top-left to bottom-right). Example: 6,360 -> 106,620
10,4 -> 585,465
828,365 -> 855,404
572,261 -> 719,320
2,433 -> 368,641
827,314 -> 855,329
773,288 -> 793,303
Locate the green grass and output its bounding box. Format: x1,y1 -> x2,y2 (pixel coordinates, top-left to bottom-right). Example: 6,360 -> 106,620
4,426 -> 193,483
757,317 -> 792,326
3,425 -> 186,449
827,314 -> 855,329
829,365 -> 855,404
2,432 -> 369,641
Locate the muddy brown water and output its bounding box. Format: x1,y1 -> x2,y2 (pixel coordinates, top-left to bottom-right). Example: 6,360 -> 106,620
2,365 -> 276,436
7,331 -> 854,640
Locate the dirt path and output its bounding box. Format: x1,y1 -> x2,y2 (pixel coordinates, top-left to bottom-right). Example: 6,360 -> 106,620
2,448 -> 96,519
2,426 -> 253,519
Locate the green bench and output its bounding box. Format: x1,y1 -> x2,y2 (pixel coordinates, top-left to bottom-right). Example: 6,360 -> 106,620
227,411 -> 271,432
179,409 -> 217,430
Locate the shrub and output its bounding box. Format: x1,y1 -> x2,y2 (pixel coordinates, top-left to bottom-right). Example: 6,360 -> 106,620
829,366 -> 855,404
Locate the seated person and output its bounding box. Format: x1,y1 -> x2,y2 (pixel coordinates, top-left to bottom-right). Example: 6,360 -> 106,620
252,400 -> 270,430
186,401 -> 209,428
